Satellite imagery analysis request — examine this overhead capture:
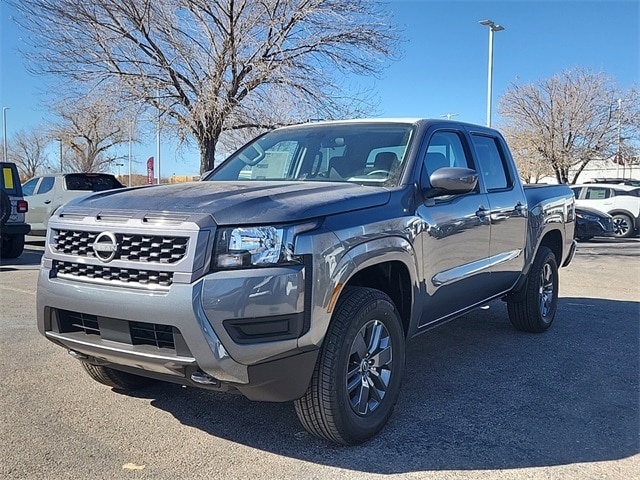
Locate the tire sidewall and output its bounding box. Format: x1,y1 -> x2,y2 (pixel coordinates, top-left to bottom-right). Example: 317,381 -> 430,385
612,213 -> 633,238
532,249 -> 559,328
330,291 -> 405,443
0,190 -> 10,227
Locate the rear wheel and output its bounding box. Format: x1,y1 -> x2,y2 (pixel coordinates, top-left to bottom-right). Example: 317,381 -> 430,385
507,246 -> 559,333
0,190 -> 10,226
81,362 -> 157,390
294,287 -> 405,445
611,213 -> 634,238
0,234 -> 25,259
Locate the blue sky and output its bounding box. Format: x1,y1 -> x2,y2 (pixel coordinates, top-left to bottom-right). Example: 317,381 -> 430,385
1,0 -> 638,177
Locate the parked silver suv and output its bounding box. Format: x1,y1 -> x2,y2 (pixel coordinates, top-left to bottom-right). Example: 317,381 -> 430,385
22,173 -> 124,235
0,162 -> 30,258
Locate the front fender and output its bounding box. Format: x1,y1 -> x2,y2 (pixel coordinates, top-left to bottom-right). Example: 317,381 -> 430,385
298,235 -> 420,350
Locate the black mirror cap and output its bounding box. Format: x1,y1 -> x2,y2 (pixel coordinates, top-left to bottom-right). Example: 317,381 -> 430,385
424,167 -> 478,198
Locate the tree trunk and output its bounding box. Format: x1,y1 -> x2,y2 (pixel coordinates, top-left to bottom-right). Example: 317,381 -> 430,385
198,127 -> 222,174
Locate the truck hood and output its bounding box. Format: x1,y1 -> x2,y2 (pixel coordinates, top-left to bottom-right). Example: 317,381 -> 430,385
63,181 -> 391,225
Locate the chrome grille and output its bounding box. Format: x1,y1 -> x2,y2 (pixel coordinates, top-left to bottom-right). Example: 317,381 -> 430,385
53,230 -> 189,264
53,260 -> 174,287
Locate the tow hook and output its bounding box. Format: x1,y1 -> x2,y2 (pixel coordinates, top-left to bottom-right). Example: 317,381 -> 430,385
190,371 -> 220,386
68,349 -> 88,360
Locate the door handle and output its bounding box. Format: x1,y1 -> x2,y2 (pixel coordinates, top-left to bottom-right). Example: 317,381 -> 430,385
476,206 -> 489,218
44,200 -> 51,204
515,202 -> 527,214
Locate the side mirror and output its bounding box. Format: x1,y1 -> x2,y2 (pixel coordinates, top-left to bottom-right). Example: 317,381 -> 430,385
424,167 -> 478,198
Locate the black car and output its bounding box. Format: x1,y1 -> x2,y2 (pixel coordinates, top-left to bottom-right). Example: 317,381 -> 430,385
575,206 -> 614,241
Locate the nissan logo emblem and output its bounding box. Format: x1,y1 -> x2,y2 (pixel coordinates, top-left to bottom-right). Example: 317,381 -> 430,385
92,231 -> 119,263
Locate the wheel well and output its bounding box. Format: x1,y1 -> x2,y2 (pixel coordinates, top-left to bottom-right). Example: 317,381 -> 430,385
346,261 -> 412,336
539,229 -> 562,264
608,210 -> 638,234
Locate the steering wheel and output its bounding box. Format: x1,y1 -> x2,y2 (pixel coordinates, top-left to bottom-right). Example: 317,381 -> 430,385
366,169 -> 391,176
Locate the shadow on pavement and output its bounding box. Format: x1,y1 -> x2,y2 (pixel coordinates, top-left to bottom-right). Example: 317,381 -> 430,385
125,296 -> 639,474
0,248 -> 43,270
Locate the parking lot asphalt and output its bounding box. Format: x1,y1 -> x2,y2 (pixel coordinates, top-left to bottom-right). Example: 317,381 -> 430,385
1,236 -> 638,479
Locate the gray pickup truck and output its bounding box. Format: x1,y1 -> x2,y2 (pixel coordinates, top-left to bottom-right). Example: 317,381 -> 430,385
37,119 -> 576,444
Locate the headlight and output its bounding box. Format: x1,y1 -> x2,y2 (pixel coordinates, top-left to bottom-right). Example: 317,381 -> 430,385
576,212 -> 600,222
213,223 -> 316,269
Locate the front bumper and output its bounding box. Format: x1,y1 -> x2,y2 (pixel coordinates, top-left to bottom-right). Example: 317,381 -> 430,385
37,264 -> 318,402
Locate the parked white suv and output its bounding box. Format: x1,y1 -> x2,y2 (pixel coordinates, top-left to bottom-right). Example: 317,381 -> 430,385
571,183 -> 640,238
22,173 -> 124,235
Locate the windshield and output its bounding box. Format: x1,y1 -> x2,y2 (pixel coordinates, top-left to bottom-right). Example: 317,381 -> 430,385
205,122 -> 415,187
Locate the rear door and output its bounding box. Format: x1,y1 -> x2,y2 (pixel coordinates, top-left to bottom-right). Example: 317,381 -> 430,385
470,131 -> 527,293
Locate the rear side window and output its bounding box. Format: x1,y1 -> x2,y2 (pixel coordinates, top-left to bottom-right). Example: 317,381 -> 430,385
64,174 -> 123,191
471,135 -> 511,191
36,176 -> 55,195
614,188 -> 640,197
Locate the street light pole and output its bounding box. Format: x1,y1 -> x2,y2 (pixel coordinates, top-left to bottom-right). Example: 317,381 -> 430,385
2,107 -> 9,162
128,122 -> 133,187
479,20 -> 504,128
57,138 -> 63,172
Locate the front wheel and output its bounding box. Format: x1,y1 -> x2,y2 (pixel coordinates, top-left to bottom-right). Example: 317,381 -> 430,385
81,362 -> 157,391
294,287 -> 405,445
507,246 -> 559,333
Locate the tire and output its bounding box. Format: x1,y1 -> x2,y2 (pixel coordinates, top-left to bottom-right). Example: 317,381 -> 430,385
0,234 -> 25,259
294,287 -> 405,445
0,190 -> 10,226
81,362 -> 157,391
611,213 -> 634,238
507,246 -> 559,333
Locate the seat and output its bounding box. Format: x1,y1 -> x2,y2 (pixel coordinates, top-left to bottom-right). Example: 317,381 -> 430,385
373,152 -> 398,172
329,155 -> 360,179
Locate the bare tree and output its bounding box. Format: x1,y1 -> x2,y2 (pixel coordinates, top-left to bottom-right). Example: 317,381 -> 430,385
501,127 -> 551,183
499,68 -> 639,183
14,0 -> 398,173
50,95 -> 131,173
8,128 -> 52,180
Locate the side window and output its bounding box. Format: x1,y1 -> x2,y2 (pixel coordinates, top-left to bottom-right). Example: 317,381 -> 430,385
36,176 -> 55,195
22,178 -> 40,196
570,187 -> 582,199
471,134 -> 510,191
424,131 -> 470,179
585,187 -> 610,199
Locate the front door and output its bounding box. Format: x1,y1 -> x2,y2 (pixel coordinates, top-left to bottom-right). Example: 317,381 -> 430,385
417,130 -> 491,327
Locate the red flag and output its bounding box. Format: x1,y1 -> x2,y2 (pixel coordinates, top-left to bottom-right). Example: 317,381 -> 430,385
147,157 -> 154,184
